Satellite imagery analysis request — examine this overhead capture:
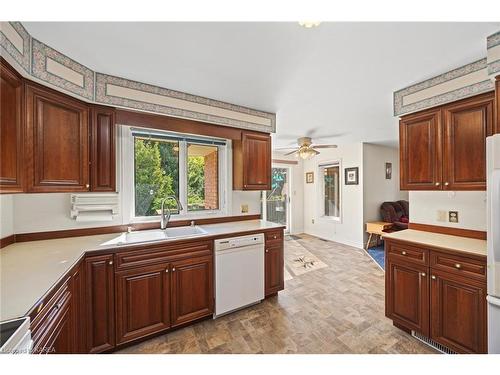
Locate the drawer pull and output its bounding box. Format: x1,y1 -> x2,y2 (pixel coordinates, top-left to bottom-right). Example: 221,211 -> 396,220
431,275 -> 436,280
435,182 -> 440,186
421,272 -> 426,277
165,268 -> 169,273
108,260 -> 113,265
172,268 -> 176,272
273,235 -> 277,239
455,263 -> 462,269
401,251 -> 407,256
265,249 -> 269,253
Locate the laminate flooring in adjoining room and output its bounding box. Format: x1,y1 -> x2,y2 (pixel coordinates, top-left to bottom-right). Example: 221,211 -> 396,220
116,234 -> 436,354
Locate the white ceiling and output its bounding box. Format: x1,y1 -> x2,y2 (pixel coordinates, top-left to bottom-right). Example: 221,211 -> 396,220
24,22 -> 500,148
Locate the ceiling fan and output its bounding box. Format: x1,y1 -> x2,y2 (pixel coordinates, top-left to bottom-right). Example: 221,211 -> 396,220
275,137 -> 337,159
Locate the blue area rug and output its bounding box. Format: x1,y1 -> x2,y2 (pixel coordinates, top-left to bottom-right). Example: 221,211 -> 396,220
367,244 -> 385,270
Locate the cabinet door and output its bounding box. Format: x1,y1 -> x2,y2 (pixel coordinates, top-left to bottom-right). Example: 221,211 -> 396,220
91,106 -> 116,191
243,132 -> 271,190
171,256 -> 213,327
443,93 -> 494,190
430,270 -> 487,353
115,264 -> 170,345
399,109 -> 442,190
385,258 -> 429,336
85,254 -> 115,353
265,243 -> 284,296
70,263 -> 85,353
25,82 -> 89,192
0,58 -> 24,193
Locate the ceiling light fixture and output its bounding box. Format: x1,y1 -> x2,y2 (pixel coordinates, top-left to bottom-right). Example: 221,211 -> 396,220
298,21 -> 321,28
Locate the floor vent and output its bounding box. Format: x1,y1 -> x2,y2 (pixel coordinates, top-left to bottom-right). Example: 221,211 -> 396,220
411,331 -> 456,354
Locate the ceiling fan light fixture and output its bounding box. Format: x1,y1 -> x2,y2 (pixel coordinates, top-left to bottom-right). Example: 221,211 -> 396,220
298,147 -> 317,160
298,21 -> 321,28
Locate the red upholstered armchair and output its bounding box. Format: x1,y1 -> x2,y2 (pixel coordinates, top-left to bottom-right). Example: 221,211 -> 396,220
380,201 -> 409,230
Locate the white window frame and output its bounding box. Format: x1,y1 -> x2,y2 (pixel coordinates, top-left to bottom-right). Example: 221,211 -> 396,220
317,159 -> 342,222
121,126 -> 228,223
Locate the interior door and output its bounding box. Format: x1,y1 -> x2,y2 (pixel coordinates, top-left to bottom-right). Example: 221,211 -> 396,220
263,166 -> 290,232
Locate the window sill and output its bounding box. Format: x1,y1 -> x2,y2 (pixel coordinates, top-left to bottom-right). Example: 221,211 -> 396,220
318,216 -> 342,223
130,211 -> 229,224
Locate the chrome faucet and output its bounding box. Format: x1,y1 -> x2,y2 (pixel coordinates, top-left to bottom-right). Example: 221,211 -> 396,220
160,196 -> 183,230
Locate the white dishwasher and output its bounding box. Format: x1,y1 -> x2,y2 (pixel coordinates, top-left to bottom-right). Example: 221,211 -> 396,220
214,233 -> 265,317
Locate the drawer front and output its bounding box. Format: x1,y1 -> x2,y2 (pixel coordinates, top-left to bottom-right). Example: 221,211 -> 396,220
430,251 -> 486,282
115,240 -> 213,270
265,230 -> 283,244
386,241 -> 429,266
31,278 -> 71,353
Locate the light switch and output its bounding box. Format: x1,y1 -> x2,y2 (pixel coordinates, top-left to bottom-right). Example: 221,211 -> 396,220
437,210 -> 447,222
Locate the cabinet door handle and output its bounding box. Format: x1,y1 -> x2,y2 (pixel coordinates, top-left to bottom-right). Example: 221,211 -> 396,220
108,260 -> 113,265
444,182 -> 449,186
421,272 -> 426,277
273,235 -> 277,239
85,184 -> 90,188
165,268 -> 169,273
455,263 -> 461,269
401,251 -> 407,256
172,268 -> 176,272
265,249 -> 269,253
431,275 -> 436,280
435,182 -> 440,186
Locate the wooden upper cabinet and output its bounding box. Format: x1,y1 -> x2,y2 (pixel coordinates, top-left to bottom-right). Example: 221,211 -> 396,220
385,257 -> 429,336
0,58 -> 24,193
25,82 -> 90,192
233,131 -> 272,190
90,106 -> 116,192
442,93 -> 493,190
399,109 -> 442,190
430,269 -> 487,354
400,92 -> 494,191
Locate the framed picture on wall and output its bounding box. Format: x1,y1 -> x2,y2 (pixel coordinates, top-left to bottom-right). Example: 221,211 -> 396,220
385,162 -> 392,179
306,172 -> 314,183
344,167 -> 359,185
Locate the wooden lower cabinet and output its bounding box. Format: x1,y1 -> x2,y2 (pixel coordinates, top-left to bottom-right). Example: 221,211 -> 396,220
85,254 -> 115,353
385,258 -> 429,336
115,264 -> 171,345
385,239 -> 487,353
171,256 -> 214,327
430,269 -> 487,354
265,243 -> 284,296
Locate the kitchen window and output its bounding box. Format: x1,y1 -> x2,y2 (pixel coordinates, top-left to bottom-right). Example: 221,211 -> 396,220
319,161 -> 341,220
126,128 -> 227,220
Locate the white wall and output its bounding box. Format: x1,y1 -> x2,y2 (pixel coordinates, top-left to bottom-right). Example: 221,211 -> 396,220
302,143 -> 365,248
409,191 -> 487,231
0,195 -> 14,238
362,144 -> 408,241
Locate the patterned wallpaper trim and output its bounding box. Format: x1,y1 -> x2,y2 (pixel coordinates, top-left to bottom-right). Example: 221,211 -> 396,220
394,59 -> 494,116
487,31 -> 500,76
95,73 -> 275,132
0,22 -> 30,73
31,39 -> 95,100
0,21 -> 276,133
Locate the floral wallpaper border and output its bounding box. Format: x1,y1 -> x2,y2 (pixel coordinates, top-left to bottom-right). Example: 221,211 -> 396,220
95,73 -> 275,132
394,59 -> 494,116
487,31 -> 500,76
31,38 -> 95,100
0,22 -> 30,73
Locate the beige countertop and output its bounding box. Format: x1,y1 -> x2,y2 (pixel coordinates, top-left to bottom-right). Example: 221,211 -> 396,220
0,220 -> 283,321
383,229 -> 487,257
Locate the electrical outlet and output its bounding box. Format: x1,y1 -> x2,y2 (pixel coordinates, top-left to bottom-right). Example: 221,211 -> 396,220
449,211 -> 459,223
437,210 -> 447,222
241,204 -> 249,213
312,218 -> 315,224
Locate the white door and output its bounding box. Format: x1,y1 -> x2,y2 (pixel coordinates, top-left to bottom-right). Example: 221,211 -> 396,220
262,166 -> 291,233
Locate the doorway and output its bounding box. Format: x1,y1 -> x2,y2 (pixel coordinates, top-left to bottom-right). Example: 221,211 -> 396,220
262,166 -> 291,233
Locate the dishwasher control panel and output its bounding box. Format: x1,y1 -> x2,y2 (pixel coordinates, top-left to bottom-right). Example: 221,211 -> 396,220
214,233 -> 264,251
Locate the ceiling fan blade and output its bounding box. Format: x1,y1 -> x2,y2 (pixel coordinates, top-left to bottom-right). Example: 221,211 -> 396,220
274,147 -> 299,151
284,149 -> 299,156
312,145 -> 338,149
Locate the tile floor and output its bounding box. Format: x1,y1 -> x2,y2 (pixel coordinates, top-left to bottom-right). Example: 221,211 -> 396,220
116,234 -> 437,354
